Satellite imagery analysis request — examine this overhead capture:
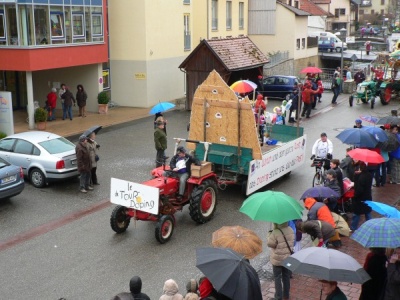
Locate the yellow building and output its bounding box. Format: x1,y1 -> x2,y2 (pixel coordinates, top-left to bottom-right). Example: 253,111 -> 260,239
108,0 -> 248,108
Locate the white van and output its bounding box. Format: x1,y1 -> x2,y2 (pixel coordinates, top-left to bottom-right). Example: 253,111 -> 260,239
317,32 -> 347,52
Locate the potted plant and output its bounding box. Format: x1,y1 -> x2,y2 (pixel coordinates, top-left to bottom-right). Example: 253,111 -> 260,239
34,107 -> 48,130
97,91 -> 110,114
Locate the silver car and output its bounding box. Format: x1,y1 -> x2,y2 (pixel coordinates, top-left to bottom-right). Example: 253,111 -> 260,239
0,157 -> 24,199
0,131 -> 78,188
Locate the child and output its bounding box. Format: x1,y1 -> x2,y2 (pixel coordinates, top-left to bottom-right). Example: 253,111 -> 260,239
274,108 -> 285,125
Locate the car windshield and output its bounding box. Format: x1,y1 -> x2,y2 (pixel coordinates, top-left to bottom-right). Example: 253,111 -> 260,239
38,137 -> 75,154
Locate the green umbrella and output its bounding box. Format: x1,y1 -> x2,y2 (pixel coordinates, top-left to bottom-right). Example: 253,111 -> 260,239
240,191 -> 303,224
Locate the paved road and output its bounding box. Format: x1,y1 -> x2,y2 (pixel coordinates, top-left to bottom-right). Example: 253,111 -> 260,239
0,92 -> 398,299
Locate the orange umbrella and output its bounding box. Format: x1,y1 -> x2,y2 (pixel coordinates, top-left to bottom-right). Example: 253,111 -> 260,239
212,225 -> 263,259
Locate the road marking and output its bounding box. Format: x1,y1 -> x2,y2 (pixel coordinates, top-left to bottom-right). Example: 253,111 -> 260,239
0,200 -> 111,252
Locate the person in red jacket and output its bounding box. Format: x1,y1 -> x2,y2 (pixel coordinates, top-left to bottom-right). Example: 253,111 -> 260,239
254,94 -> 266,113
46,87 -> 57,121
301,83 -> 320,118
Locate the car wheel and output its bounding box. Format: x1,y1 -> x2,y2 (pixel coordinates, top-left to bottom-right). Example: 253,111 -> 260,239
336,48 -> 342,53
29,168 -> 46,188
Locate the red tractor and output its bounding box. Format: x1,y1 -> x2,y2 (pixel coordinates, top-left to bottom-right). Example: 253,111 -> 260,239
109,140 -> 218,244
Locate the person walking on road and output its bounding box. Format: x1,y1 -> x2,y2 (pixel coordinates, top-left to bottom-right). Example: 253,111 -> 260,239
154,120 -> 167,167
76,84 -> 88,117
331,73 -> 340,106
58,83 -> 66,113
61,86 -> 76,120
159,279 -> 184,300
296,220 -> 335,247
75,135 -> 92,193
267,222 -> 295,300
87,132 -> 100,186
111,275 -> 150,300
359,248 -> 387,300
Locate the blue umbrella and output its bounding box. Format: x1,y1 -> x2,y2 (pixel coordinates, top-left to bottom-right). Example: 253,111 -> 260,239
351,218 -> 400,248
365,201 -> 400,218
149,102 -> 176,115
336,128 -> 378,148
300,186 -> 340,200
361,126 -> 388,143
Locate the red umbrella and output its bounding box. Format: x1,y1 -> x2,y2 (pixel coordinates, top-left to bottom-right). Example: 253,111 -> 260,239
347,148 -> 384,164
300,67 -> 323,74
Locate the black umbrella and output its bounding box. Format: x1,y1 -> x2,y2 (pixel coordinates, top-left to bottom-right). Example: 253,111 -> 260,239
196,247 -> 262,300
83,125 -> 102,138
376,116 -> 400,125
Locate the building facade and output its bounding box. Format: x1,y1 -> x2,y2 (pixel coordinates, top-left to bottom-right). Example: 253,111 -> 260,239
0,0 -> 108,129
108,0 -> 248,109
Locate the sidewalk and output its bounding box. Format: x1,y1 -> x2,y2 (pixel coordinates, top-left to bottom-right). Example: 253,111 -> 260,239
13,106 -> 152,137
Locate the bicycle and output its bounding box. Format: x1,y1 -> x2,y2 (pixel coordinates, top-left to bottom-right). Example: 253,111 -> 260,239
311,157 -> 329,187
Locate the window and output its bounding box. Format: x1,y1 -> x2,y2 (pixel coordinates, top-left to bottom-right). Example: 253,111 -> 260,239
92,14 -> 102,36
371,9 -> 375,15
212,0 -> 218,30
0,139 -> 15,152
72,14 -> 84,37
14,140 -> 33,155
381,9 -> 384,15
184,14 -> 191,50
296,38 -> 300,49
335,8 -> 346,17
103,69 -> 110,90
226,1 -> 232,30
302,38 -> 305,48
381,0 -> 385,4
359,9 -> 364,15
50,12 -> 64,38
34,7 -> 49,45
239,2 -> 244,29
183,0 -> 190,4
0,10 -> 5,39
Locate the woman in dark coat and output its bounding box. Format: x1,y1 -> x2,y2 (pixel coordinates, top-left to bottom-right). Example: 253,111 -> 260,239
76,84 -> 88,117
383,247 -> 400,300
350,161 -> 372,230
359,248 -> 387,300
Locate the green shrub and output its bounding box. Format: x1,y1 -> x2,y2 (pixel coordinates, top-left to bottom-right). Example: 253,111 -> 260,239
97,91 -> 110,104
0,132 -> 6,139
34,107 -> 48,122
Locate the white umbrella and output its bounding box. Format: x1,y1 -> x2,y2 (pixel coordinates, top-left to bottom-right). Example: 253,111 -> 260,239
282,247 -> 370,284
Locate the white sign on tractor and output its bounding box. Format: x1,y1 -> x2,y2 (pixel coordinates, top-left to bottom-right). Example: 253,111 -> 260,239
110,178 -> 159,215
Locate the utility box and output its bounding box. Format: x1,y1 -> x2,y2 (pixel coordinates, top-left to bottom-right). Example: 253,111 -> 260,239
343,79 -> 356,94
191,162 -> 212,178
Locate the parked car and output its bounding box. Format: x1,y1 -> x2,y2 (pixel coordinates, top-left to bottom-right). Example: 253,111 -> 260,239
318,36 -> 336,52
262,75 -> 300,100
0,131 -> 79,188
0,157 -> 24,200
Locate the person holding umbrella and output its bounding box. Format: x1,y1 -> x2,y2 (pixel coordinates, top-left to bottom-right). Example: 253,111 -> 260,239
75,135 -> 92,193
350,161 -> 372,231
383,247 -> 400,299
320,280 -> 347,300
87,132 -> 100,186
267,222 -> 295,300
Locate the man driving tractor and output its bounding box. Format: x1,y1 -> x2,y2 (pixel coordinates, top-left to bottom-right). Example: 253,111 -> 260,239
165,146 -> 200,201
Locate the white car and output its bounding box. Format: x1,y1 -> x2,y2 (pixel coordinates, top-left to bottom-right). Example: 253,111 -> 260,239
0,131 -> 79,188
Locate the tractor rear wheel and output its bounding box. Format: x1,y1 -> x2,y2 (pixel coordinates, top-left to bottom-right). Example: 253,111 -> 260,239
110,205 -> 131,233
349,95 -> 353,107
380,87 -> 392,105
189,179 -> 218,224
155,215 -> 175,244
371,97 -> 375,109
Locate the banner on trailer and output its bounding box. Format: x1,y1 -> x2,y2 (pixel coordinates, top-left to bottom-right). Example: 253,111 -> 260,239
110,178 -> 159,215
247,135 -> 307,195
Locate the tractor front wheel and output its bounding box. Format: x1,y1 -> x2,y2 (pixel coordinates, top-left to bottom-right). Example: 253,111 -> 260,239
380,87 -> 392,105
349,95 -> 353,107
189,179 -> 218,224
110,205 -> 131,233
155,215 -> 175,244
371,97 -> 375,109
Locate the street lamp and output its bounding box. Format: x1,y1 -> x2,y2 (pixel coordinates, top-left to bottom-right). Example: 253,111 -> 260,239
335,28 -> 347,79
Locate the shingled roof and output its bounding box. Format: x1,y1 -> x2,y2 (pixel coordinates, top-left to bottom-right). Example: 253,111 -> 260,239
300,0 -> 331,16
179,36 -> 269,71
278,1 -> 310,16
